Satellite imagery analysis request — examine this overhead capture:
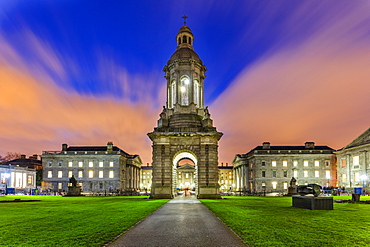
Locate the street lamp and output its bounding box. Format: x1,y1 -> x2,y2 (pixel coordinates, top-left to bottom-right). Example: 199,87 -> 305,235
3,173 -> 10,195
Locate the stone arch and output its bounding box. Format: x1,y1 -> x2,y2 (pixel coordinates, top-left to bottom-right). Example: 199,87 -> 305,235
172,150 -> 198,196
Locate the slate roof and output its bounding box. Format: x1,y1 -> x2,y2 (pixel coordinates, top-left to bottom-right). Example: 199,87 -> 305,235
245,145 -> 335,156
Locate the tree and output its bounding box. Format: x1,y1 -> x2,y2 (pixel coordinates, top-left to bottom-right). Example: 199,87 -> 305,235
0,152 -> 22,163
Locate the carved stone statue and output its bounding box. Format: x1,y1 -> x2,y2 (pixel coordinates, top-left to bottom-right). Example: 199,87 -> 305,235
69,175 -> 77,187
289,177 -> 297,187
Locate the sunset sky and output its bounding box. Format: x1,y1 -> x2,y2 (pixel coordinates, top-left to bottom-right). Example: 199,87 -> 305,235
0,1 -> 369,164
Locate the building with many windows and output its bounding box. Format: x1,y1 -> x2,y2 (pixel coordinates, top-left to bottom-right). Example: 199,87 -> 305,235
233,142 -> 337,193
41,142 -> 142,194
218,163 -> 233,192
336,128 -> 370,189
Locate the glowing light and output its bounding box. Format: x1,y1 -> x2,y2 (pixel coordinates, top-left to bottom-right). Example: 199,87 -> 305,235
180,86 -> 186,92
183,78 -> 189,85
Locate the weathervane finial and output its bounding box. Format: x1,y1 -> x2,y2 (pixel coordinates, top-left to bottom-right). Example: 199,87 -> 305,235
182,15 -> 188,25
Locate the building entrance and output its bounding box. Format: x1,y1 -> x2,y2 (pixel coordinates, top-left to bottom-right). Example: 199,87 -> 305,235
173,152 -> 197,197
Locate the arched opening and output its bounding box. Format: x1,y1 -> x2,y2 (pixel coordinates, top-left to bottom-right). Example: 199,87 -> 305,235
178,37 -> 181,45
182,35 -> 187,44
172,152 -> 198,197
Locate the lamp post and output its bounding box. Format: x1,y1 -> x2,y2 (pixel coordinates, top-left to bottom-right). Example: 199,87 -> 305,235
3,173 -> 10,195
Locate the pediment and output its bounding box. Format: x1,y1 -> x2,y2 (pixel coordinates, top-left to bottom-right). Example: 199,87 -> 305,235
343,128 -> 370,149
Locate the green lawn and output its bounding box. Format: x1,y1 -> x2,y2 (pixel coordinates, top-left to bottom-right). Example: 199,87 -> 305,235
200,196 -> 370,247
0,195 -> 169,246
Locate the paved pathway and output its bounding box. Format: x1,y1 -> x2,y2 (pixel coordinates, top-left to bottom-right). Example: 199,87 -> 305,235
108,195 -> 246,247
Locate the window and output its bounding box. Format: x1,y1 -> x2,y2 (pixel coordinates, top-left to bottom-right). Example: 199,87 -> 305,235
326,171 -> 331,179
272,182 -> 277,189
304,170 -> 308,177
48,171 -> 52,178
58,183 -> 62,190
249,171 -> 253,178
68,171 -> 72,178
293,161 -> 298,167
27,175 -> 33,185
293,170 -> 298,178
354,172 -> 360,182
89,161 -> 93,167
315,161 -> 320,167
58,162 -> 62,166
78,161 -> 83,167
283,182 -> 288,190
99,161 -> 103,167
325,161 -> 330,167
262,161 -> 266,166
342,174 -> 347,182
78,171 -> 83,178
341,159 -> 346,168
48,162 -> 52,167
88,170 -> 94,178
304,161 -> 309,167
262,182 -> 266,188
283,170 -> 287,177
315,171 -> 319,178
109,162 -> 114,167
262,171 -> 266,177
68,161 -> 73,167
283,161 -> 287,167
58,171 -> 63,178
353,156 -> 359,167
272,171 -> 277,177
186,173 -> 189,178
272,161 -> 276,167
109,170 -> 114,178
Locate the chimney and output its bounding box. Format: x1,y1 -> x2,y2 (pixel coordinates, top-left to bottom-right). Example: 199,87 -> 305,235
107,141 -> 113,151
29,154 -> 38,160
62,143 -> 68,151
226,163 -> 229,166
20,154 -> 26,159
262,142 -> 270,149
305,142 -> 315,149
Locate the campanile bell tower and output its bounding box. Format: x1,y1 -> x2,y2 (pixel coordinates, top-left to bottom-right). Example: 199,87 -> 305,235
148,17 -> 222,199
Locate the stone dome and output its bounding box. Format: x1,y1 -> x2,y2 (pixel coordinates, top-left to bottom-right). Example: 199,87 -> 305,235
168,48 -> 203,64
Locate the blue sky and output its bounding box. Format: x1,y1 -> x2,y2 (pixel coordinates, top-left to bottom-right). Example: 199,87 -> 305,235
1,1 -> 369,163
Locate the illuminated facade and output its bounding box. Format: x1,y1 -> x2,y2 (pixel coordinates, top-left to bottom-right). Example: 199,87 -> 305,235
42,142 -> 142,193
0,164 -> 36,194
233,142 -> 337,193
148,20 -> 223,199
336,128 -> 370,189
218,163 -> 233,192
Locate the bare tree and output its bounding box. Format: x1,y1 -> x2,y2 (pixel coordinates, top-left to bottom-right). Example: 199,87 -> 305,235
0,152 -> 22,163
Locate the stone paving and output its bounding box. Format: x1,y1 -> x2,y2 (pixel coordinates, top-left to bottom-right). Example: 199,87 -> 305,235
108,195 -> 246,247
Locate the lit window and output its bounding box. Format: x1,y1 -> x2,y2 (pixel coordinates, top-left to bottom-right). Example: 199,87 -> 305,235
272,161 -> 276,167
272,182 -> 277,189
89,161 -> 93,167
353,156 -> 359,166
88,170 -> 94,178
109,170 -> 114,178
283,161 -> 287,167
58,171 -> 63,178
179,175 -> 181,178
58,183 -> 62,190
283,182 -> 288,190
99,170 -> 103,178
221,180 -> 224,183
304,170 -> 308,177
341,159 -> 346,167
262,182 -> 266,187
27,175 -> 33,185
99,161 -> 103,167
315,171 -> 319,177
326,171 -> 331,179
48,171 -> 52,178
78,161 -> 83,167
68,171 -> 72,178
293,170 -> 298,178
354,172 -> 360,182
186,173 -> 189,178
68,161 -> 73,167
342,174 -> 347,182
225,180 -> 228,184
293,161 -> 298,167
304,161 -> 309,167
109,162 -> 114,167
315,161 -> 320,167
78,171 -> 83,178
